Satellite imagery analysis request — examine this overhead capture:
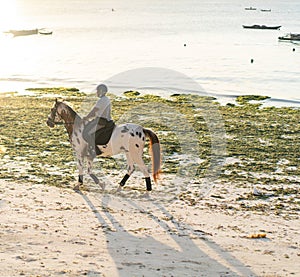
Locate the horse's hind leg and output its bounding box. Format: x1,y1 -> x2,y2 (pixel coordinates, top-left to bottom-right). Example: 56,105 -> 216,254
133,152 -> 152,192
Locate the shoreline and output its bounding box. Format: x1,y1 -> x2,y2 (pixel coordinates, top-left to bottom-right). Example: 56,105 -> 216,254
1,87 -> 300,108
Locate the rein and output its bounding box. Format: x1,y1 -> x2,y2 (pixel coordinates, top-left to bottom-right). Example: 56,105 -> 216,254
47,116 -> 75,126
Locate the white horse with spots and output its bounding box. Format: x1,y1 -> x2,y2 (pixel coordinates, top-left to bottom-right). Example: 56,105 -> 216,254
47,99 -> 161,192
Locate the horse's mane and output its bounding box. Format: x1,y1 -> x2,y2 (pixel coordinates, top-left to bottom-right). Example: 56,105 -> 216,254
59,101 -> 81,120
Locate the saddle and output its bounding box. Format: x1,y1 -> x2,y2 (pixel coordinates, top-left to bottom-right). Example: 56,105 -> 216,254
82,117 -> 115,156
94,117 -> 115,146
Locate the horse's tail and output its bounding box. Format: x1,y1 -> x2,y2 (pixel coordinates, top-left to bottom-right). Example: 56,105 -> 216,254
143,128 -> 161,182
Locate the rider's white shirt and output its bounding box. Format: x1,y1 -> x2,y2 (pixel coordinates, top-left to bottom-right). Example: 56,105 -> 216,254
94,96 -> 111,121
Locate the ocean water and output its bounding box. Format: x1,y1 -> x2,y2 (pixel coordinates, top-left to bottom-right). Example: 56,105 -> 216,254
0,0 -> 299,105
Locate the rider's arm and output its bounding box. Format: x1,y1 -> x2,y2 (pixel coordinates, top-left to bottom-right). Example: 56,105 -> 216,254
83,97 -> 110,121
83,106 -> 99,121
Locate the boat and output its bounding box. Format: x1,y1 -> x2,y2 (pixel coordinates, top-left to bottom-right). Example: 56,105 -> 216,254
6,29 -> 38,36
38,29 -> 53,35
278,33 -> 300,41
261,9 -> 271,12
243,25 -> 281,30
245,7 -> 256,10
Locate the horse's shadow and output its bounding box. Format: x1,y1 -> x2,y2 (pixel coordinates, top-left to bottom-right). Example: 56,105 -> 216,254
78,191 -> 256,277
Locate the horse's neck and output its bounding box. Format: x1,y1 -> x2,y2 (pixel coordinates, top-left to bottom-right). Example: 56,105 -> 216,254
61,105 -> 81,138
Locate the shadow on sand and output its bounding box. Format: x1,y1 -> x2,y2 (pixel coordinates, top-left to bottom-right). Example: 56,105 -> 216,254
78,190 -> 256,277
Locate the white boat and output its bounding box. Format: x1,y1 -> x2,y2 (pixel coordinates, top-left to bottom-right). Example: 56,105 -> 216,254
278,33 -> 300,41
38,29 -> 53,35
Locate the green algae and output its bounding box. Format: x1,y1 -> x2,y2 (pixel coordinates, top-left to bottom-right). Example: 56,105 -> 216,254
236,95 -> 270,105
0,90 -> 299,211
221,102 -> 300,180
26,87 -> 86,97
123,90 -> 141,98
0,94 -> 84,187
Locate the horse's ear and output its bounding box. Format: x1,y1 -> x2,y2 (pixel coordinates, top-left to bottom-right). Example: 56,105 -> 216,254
55,98 -> 58,103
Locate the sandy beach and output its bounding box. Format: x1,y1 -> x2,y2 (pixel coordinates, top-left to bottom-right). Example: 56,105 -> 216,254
1,175 -> 299,277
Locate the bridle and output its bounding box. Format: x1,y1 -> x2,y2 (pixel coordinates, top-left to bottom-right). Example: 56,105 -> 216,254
48,102 -> 74,126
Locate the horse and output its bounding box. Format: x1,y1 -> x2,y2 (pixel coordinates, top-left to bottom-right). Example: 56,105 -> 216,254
46,99 -> 161,192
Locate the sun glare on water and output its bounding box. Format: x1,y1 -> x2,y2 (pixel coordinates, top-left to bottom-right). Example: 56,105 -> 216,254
0,0 -> 42,91
0,0 -> 20,31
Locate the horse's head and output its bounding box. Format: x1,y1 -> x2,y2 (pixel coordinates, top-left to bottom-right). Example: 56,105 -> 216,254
46,99 -> 64,128
47,99 -> 80,129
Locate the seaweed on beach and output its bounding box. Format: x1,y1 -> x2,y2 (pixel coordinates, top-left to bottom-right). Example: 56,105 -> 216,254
0,89 -> 299,213
236,95 -> 270,105
26,87 -> 85,97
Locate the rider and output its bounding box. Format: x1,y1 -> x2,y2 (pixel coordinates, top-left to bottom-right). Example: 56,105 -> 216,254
83,84 -> 112,157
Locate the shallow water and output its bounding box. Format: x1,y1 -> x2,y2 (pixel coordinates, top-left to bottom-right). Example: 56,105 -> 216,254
0,0 -> 299,105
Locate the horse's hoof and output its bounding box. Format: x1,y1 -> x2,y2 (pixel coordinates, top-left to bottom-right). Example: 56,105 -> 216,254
141,191 -> 151,199
99,183 -> 105,191
73,184 -> 80,191
116,185 -> 122,193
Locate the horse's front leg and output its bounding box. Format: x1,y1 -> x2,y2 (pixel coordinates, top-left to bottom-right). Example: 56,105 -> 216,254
87,157 -> 105,190
73,154 -> 84,191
